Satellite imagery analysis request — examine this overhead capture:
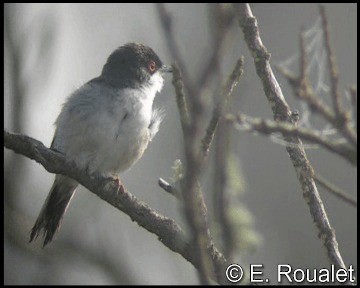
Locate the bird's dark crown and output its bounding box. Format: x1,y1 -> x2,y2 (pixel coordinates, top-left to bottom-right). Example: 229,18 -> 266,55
99,43 -> 163,89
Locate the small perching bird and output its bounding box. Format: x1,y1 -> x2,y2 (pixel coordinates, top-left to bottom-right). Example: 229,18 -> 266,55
30,43 -> 172,247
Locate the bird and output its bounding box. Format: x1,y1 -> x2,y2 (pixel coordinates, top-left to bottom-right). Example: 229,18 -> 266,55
29,43 -> 172,247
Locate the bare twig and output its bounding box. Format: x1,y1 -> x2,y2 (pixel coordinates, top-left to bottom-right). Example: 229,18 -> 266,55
201,57 -> 244,158
349,86 -> 357,131
228,112 -> 357,208
234,3 -> 347,270
277,65 -> 336,122
277,71 -> 357,151
319,5 -> 356,148
158,65 -> 187,201
319,5 -> 342,119
314,174 -> 357,208
276,10 -> 357,149
3,130 -> 229,284
349,87 -> 357,114
226,113 -> 357,166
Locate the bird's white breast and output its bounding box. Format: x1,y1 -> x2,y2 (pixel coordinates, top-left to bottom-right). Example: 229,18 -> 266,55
53,71 -> 164,176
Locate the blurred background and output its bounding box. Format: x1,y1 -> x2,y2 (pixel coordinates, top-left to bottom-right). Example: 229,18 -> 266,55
4,3 -> 357,284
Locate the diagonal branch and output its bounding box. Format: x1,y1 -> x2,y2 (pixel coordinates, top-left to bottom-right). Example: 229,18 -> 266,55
155,3 -> 196,100
3,130 -> 229,284
234,3 -> 347,270
314,174 -> 357,208
201,57 -> 244,158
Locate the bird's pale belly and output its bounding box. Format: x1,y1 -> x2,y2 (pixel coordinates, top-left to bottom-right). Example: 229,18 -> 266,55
87,127 -> 151,176
113,130 -> 150,173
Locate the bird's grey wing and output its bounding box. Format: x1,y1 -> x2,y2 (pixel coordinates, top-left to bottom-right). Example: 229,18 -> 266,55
51,81 -> 127,167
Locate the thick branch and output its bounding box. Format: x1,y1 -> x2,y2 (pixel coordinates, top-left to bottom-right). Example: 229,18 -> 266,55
4,130 -> 228,284
234,3 -> 347,270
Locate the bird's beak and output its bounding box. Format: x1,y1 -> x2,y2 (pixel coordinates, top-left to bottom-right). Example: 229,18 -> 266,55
159,65 -> 173,73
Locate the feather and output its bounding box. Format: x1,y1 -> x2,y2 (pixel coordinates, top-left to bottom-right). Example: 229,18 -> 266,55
148,107 -> 165,141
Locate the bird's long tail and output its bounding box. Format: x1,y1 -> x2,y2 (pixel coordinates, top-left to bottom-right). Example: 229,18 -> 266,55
30,175 -> 78,247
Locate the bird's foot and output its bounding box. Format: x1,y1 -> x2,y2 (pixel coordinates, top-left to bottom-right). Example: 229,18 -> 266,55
108,176 -> 121,186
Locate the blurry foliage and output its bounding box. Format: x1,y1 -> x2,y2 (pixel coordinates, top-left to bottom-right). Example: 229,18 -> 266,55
212,152 -> 262,257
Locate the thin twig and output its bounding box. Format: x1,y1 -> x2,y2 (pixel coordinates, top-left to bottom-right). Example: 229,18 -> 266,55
158,66 -> 187,202
158,178 -> 182,200
299,27 -> 308,82
171,63 -> 190,132
278,31 -> 337,127
226,112 -> 357,166
201,57 -> 244,158
319,5 -> 342,119
349,86 -> 357,131
314,174 -> 357,208
277,67 -> 357,151
228,113 -> 357,208
318,5 -> 357,149
277,14 -> 357,149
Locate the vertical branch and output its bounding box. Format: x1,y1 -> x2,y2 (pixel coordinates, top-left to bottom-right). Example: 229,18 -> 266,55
319,5 -> 356,148
156,4 -> 216,283
299,28 -> 308,83
157,4 -> 242,284
172,64 -> 190,133
170,66 -> 215,284
319,5 -> 342,119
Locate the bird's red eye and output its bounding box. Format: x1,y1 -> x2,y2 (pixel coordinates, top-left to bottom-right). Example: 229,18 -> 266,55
148,61 -> 157,73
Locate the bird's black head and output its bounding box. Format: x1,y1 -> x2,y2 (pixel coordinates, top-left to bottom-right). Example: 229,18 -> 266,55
100,43 -> 171,89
